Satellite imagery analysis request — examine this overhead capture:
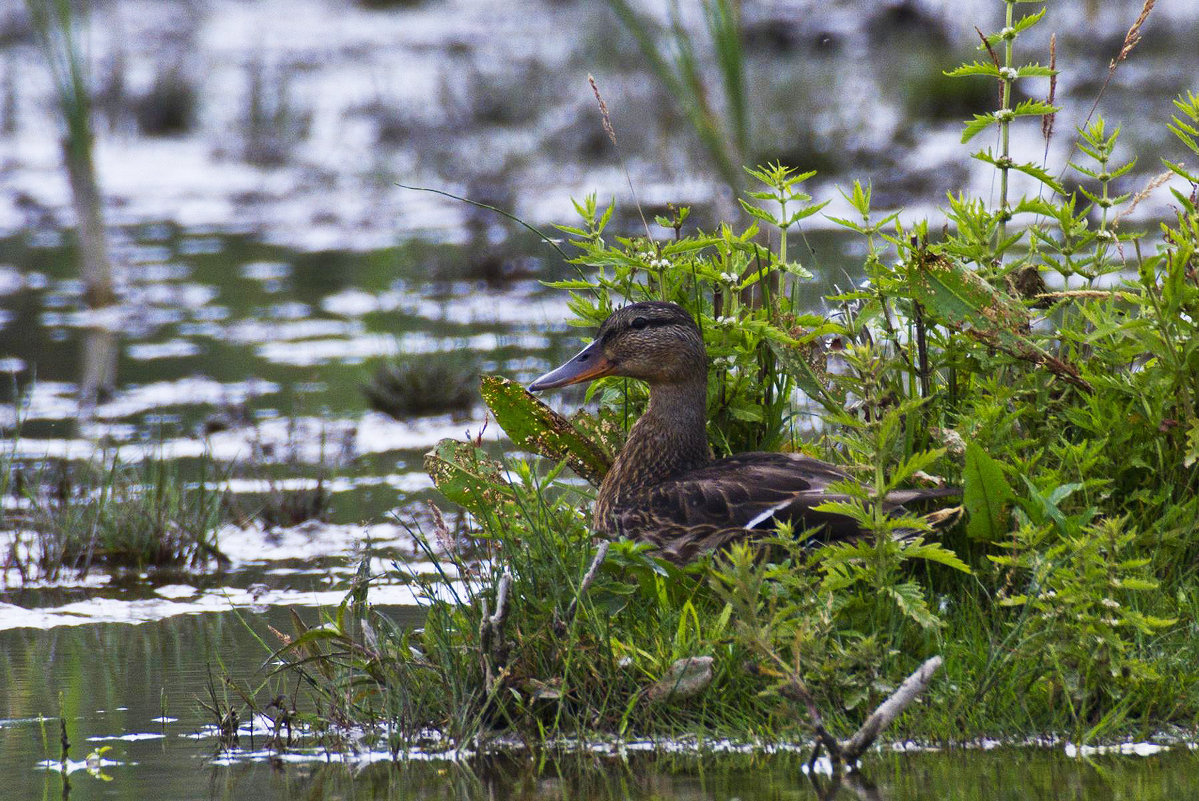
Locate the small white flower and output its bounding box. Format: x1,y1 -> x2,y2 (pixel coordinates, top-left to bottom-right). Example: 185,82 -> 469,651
720,271 -> 739,285
999,67 -> 1019,81
1101,598 -> 1120,609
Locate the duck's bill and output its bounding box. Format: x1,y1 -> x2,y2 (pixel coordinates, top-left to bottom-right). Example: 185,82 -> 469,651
529,340 -> 615,391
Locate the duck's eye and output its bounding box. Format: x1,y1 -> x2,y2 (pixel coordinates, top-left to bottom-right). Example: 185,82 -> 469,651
631,317 -> 648,330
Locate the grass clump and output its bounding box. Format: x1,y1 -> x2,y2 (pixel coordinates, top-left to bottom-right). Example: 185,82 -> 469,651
275,1 -> 1199,752
363,356 -> 478,420
7,452 -> 227,579
133,66 -> 198,136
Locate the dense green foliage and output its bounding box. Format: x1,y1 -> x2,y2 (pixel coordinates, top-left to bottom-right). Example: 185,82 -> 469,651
279,5 -> 1199,748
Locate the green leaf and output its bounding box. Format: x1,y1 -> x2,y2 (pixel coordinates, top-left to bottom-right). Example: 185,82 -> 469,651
963,441 -> 1016,541
769,340 -> 841,415
423,439 -> 514,514
1184,418 -> 1199,468
903,539 -> 972,573
1009,98 -> 1058,118
972,151 -> 1065,195
480,375 -> 611,485
944,61 -> 1001,78
779,261 -> 814,279
905,249 -> 1091,392
886,582 -> 942,629
1015,63 -> 1056,78
1010,8 -> 1047,35
906,250 -> 1028,340
961,112 -> 998,144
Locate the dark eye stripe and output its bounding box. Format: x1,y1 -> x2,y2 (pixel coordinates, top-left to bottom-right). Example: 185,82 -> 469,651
632,317 -> 675,331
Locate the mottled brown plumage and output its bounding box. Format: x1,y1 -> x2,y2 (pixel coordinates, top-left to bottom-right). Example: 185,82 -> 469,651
529,301 -> 957,564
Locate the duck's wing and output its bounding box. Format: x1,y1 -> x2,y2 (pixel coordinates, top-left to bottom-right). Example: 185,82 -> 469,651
608,453 -> 851,561
610,453 -> 959,564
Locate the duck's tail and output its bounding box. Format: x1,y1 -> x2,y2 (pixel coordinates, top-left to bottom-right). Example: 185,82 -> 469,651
884,486 -> 962,506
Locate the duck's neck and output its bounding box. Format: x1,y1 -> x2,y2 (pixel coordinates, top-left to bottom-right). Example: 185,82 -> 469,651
594,378 -> 710,533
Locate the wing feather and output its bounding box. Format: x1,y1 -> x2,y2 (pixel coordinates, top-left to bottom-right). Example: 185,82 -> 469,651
609,452 -> 959,562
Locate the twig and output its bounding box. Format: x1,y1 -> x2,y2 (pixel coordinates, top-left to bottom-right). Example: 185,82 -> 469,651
557,541 -> 609,633
395,183 -> 568,261
840,656 -> 943,763
781,674 -> 844,775
479,572 -> 512,689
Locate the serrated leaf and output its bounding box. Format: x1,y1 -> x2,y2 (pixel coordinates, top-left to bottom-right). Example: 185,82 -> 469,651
1010,8 -> 1047,34
903,539 -> 972,573
739,200 -> 780,226
962,112 -> 998,144
770,340 -> 841,415
886,582 -> 942,629
891,448 -> 946,487
905,250 -> 1091,391
780,261 -> 814,279
480,375 -> 611,485
906,250 -> 1029,339
973,151 -> 1065,195
1184,418 -> 1199,468
1015,63 -> 1056,78
963,441 -> 1016,541
944,61 -> 1001,78
784,199 -> 832,225
1116,577 -> 1159,592
1010,99 -> 1058,118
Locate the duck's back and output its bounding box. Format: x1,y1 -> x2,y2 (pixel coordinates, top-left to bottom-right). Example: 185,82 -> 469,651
606,452 -> 872,563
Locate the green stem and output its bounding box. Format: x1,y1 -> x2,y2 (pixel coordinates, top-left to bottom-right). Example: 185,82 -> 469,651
998,0 -> 1015,249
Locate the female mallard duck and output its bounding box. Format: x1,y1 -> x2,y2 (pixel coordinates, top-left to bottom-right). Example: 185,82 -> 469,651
529,301 -> 957,564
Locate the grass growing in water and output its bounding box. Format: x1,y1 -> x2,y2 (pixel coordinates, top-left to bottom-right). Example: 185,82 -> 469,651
7,451 -> 227,579
273,1 -> 1199,750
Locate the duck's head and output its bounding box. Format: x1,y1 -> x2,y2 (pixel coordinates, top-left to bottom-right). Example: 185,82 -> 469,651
530,301 -> 707,391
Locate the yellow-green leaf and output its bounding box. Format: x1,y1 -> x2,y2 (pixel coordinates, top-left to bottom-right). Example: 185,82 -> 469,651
480,375 -> 611,485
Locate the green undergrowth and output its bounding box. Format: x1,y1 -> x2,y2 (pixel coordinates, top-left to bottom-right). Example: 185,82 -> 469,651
275,4 -> 1199,749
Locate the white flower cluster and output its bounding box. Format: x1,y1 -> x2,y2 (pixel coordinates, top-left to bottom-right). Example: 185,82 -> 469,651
713,355 -> 737,369
638,251 -> 671,270
720,271 -> 739,286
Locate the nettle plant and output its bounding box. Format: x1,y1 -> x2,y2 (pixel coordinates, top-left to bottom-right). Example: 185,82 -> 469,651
546,165 -> 835,458
820,5 -> 1198,725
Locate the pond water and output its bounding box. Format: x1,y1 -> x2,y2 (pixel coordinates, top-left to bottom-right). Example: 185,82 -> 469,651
3,605 -> 1199,800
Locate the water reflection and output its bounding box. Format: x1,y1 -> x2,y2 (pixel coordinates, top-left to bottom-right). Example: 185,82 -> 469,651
2,605 -> 1197,800
78,325 -> 118,412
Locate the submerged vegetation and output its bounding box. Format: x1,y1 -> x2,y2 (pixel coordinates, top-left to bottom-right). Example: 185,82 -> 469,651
270,1 -> 1199,752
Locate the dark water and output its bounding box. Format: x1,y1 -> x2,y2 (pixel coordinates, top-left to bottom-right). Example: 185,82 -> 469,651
2,607 -> 1196,801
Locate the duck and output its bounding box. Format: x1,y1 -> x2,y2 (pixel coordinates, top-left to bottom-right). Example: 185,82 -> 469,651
528,301 -> 958,564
